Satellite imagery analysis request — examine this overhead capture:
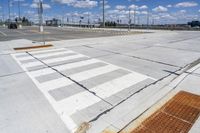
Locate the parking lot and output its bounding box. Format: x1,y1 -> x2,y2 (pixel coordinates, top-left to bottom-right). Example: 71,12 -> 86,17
0,26 -> 139,42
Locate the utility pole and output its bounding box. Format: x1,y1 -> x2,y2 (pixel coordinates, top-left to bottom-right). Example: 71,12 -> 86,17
38,0 -> 43,32
134,7 -> 136,27
199,10 -> 200,21
8,0 -> 11,23
38,0 -> 45,45
0,0 -> 4,23
147,10 -> 150,28
102,0 -> 105,27
62,6 -> 64,27
88,12 -> 90,28
128,8 -> 131,31
137,15 -> 140,25
18,0 -> 21,19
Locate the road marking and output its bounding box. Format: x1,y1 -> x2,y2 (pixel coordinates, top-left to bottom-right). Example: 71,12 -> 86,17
17,55 -> 35,61
29,68 -> 53,77
29,59 -> 100,77
15,30 -> 26,35
34,64 -> 119,92
90,73 -> 147,98
57,90 -> 101,115
42,54 -> 85,64
22,61 -> 44,68
70,64 -> 119,82
11,48 -> 156,132
39,77 -> 74,92
0,30 -> 7,36
11,53 -> 78,132
57,72 -> 148,116
30,48 -> 66,54
35,50 -> 74,59
18,50 -> 74,61
21,54 -> 84,68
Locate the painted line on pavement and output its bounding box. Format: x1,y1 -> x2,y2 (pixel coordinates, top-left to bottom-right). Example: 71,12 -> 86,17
0,30 -> 7,36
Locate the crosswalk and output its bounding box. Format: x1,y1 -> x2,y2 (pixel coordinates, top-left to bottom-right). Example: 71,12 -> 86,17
12,48 -> 155,132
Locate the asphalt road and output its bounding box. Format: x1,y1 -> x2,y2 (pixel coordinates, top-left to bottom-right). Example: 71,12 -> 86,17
0,26 -> 137,42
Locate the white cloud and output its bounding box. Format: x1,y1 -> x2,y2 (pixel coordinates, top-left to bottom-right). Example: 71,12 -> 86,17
73,0 -> 97,8
129,4 -> 138,10
53,0 -> 97,8
175,2 -> 198,8
167,5 -> 172,8
179,10 -> 187,13
30,3 -> 51,9
13,0 -> 25,1
140,11 -> 148,15
33,0 -> 43,2
139,5 -> 148,10
53,0 -> 75,4
21,3 -> 29,6
105,5 -> 111,9
153,6 -> 168,12
116,5 -> 126,11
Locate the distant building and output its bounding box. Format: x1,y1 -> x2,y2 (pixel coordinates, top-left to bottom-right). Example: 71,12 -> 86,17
46,18 -> 61,26
188,21 -> 200,28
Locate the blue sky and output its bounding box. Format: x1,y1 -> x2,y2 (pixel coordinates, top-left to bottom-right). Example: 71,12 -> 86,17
0,0 -> 200,24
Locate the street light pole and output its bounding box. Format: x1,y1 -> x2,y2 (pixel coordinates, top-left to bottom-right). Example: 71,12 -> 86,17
102,0 -> 105,28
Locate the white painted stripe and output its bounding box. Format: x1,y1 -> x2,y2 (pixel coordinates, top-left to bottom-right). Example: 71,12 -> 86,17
70,64 -> 119,81
30,48 -> 66,54
22,61 -> 44,68
21,54 -> 85,68
42,54 -> 85,64
57,90 -> 101,115
58,73 -> 147,115
29,68 -> 55,77
39,77 -> 73,92
18,50 -> 74,61
35,64 -> 117,92
13,53 -> 27,56
11,51 -> 78,132
0,30 -> 7,36
54,59 -> 100,71
30,59 -> 100,77
34,50 -> 74,59
90,73 -> 147,98
17,55 -> 35,61
15,30 -> 26,35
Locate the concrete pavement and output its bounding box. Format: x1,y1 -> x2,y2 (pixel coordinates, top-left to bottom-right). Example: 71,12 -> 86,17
0,29 -> 200,133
